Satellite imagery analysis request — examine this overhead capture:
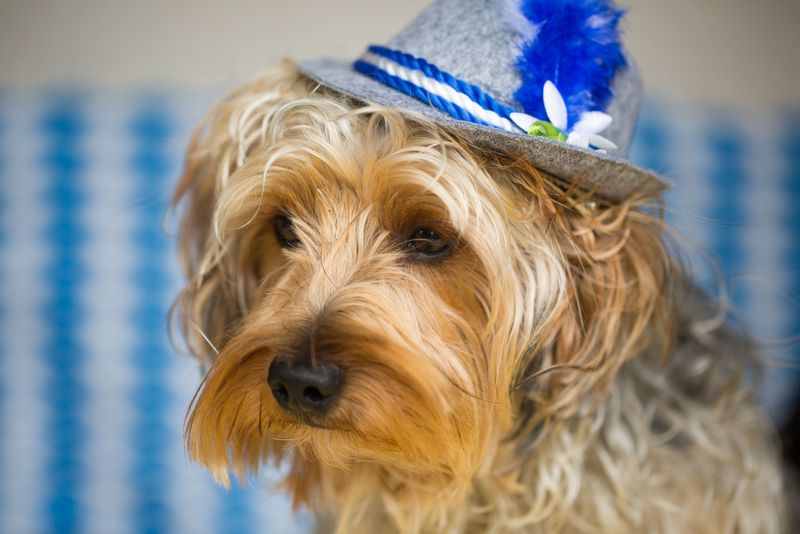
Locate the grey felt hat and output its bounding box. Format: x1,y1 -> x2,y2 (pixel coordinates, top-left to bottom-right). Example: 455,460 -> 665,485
299,0 -> 670,202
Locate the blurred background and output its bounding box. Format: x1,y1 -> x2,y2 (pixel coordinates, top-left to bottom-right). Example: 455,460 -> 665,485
0,0 -> 798,533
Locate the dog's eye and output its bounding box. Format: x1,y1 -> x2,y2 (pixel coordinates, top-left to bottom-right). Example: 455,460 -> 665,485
274,215 -> 301,248
404,228 -> 450,259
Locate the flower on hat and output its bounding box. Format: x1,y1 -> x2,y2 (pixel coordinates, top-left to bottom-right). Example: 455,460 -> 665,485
510,81 -> 617,152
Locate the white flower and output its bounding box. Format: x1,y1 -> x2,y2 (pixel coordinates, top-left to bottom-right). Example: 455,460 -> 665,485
510,80 -> 617,152
566,111 -> 617,151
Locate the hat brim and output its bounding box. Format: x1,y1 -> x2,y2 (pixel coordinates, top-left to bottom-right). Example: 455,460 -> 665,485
299,58 -> 670,203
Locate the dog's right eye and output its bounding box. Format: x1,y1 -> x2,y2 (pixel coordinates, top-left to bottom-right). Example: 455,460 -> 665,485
274,215 -> 301,248
404,227 -> 451,261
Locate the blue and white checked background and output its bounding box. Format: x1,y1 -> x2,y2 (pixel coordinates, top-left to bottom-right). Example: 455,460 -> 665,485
0,88 -> 797,534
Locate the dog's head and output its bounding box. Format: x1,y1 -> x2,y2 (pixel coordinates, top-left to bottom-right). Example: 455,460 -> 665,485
173,62 -> 674,512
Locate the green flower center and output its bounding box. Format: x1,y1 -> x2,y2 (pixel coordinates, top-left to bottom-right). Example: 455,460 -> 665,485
527,120 -> 567,143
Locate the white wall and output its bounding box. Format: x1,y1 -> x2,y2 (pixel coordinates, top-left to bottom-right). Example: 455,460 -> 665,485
1,0 -> 798,108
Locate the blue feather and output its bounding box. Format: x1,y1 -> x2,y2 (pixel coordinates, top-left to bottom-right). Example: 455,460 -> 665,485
512,0 -> 627,129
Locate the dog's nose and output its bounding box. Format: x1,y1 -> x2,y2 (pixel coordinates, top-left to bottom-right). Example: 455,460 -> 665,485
267,358 -> 343,416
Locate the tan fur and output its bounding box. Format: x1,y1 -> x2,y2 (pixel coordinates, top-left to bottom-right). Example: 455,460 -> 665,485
172,61 -> 788,533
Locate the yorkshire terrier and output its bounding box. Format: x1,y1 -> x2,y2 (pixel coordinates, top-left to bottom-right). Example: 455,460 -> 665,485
172,63 -> 788,532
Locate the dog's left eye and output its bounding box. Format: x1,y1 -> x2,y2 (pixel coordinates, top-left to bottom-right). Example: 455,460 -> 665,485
274,215 -> 301,248
404,228 -> 450,259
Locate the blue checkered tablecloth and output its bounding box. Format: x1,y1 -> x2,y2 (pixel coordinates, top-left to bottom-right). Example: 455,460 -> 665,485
0,89 -> 797,533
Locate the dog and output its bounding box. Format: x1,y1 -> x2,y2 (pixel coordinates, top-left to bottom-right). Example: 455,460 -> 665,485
171,0 -> 791,530
171,61 -> 788,533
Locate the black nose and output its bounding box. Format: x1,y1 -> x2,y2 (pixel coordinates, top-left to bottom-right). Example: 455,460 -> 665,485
267,358 -> 343,416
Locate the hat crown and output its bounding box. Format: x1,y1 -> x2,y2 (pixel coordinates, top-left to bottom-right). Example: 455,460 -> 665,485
389,0 -> 524,110
383,0 -> 641,155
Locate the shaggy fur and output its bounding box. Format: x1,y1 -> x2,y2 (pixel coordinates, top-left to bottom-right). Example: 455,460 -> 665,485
172,61 -> 788,533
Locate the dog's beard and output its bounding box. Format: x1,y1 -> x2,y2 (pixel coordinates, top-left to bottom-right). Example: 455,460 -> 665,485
184,246 -> 497,489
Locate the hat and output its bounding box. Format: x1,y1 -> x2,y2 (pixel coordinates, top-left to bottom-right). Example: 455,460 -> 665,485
299,0 -> 670,203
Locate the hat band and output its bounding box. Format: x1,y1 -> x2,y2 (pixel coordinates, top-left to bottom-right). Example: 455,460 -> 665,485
353,45 -> 521,133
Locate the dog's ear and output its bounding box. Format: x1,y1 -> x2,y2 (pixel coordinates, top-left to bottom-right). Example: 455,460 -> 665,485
501,164 -> 678,421
171,62 -> 307,364
545,199 -> 675,410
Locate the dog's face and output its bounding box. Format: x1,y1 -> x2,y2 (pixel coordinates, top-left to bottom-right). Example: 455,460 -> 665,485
174,64 -> 671,514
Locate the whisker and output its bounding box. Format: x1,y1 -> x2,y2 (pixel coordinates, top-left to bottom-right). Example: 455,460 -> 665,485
512,361 -> 604,392
258,388 -> 264,437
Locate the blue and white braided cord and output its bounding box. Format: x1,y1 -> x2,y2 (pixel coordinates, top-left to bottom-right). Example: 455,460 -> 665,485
354,45 -> 521,133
